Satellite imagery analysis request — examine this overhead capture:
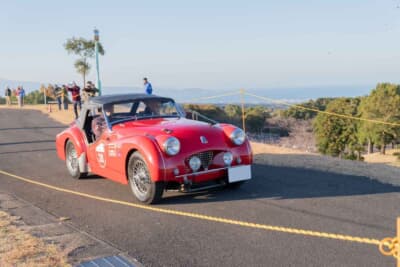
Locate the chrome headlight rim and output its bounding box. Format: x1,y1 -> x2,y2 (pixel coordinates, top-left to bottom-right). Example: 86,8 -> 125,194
230,128 -> 245,145
163,137 -> 181,156
223,152 -> 233,166
189,156 -> 201,172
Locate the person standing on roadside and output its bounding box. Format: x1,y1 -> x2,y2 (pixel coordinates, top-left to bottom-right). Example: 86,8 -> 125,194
143,77 -> 152,95
83,81 -> 99,101
61,84 -> 69,110
16,86 -> 24,107
19,86 -> 25,107
54,84 -> 63,111
4,86 -> 11,106
67,82 -> 81,119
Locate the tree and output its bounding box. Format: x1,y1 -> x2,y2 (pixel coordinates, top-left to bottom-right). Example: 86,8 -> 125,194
74,59 -> 91,86
224,104 -> 241,118
64,37 -> 105,87
283,97 -> 335,120
245,106 -> 269,132
358,83 -> 400,154
313,98 -> 361,159
357,97 -> 376,154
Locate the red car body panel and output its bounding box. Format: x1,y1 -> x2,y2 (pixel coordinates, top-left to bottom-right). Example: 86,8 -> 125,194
56,116 -> 252,186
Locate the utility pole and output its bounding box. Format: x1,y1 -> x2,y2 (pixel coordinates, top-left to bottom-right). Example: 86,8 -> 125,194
240,89 -> 246,132
94,28 -> 102,96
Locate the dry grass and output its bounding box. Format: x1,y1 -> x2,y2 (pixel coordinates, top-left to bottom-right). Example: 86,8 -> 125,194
0,211 -> 70,267
364,149 -> 400,167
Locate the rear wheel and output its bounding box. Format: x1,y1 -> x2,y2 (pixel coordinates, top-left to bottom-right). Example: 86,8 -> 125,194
128,152 -> 164,204
65,140 -> 86,179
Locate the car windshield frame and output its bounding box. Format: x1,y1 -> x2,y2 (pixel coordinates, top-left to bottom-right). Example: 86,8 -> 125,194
102,97 -> 183,128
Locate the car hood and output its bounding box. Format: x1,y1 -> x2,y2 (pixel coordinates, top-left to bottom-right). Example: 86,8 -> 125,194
112,118 -> 230,150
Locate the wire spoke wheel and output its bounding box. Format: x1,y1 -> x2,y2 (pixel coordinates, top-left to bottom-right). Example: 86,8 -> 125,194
65,140 -> 86,179
131,160 -> 151,196
128,152 -> 164,204
66,142 -> 79,175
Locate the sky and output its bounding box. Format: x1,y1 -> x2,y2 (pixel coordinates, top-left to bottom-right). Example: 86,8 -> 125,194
1,0 -> 400,90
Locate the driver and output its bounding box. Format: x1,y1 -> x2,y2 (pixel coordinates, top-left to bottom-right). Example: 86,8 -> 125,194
144,99 -> 161,115
91,105 -> 113,140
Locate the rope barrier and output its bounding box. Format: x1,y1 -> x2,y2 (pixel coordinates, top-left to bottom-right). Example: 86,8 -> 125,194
244,91 -> 400,127
185,90 -> 241,103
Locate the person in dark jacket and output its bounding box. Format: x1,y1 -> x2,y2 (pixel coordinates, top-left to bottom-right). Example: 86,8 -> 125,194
4,86 -> 11,106
67,82 -> 81,119
83,81 -> 99,102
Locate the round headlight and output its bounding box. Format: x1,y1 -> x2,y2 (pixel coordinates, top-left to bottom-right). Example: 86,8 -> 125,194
163,137 -> 180,155
189,156 -> 201,172
223,152 -> 233,166
230,128 -> 245,145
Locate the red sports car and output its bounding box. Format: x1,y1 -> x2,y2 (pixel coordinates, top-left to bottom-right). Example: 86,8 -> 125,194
56,94 -> 252,204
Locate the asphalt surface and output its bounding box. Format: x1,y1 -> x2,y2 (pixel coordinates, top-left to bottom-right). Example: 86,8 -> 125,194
0,108 -> 399,267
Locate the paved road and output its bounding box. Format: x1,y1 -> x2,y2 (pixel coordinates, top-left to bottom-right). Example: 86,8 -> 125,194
0,108 -> 399,267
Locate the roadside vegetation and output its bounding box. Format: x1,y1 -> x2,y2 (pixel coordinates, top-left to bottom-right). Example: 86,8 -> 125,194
0,211 -> 69,267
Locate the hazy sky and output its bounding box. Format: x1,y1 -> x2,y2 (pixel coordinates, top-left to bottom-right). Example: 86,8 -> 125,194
1,0 -> 400,89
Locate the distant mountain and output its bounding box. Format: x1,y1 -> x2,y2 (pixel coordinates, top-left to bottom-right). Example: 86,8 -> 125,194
1,78 -> 373,105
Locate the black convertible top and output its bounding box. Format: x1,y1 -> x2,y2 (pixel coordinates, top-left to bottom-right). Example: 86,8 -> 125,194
88,93 -> 173,105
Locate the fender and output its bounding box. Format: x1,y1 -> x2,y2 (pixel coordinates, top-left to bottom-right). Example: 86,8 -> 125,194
56,125 -> 87,161
120,135 -> 166,183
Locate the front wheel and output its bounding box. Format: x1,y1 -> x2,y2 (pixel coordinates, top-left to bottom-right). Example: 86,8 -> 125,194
128,152 -> 164,204
65,140 -> 87,179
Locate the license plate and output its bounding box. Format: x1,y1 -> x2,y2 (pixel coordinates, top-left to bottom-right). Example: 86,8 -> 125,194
228,165 -> 251,183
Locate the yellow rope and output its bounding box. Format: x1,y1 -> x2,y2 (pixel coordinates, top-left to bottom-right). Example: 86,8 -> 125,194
186,90 -> 241,103
244,92 -> 400,127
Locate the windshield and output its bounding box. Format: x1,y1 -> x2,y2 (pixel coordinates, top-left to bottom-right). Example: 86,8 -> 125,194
104,98 -> 182,125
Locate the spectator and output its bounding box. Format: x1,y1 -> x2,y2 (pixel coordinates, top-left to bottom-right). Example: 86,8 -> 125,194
16,86 -> 25,107
4,86 -> 11,106
67,82 -> 82,119
143,77 -> 152,95
61,85 -> 69,110
54,84 -> 63,111
83,81 -> 99,101
19,86 -> 25,107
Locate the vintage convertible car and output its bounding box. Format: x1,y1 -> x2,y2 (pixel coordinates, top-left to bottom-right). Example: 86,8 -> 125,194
56,94 -> 252,204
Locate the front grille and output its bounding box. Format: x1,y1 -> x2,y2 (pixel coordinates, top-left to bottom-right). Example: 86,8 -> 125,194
197,151 -> 213,169
187,151 -> 214,171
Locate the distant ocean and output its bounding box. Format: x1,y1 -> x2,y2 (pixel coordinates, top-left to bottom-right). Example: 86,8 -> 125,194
1,79 -> 373,105
101,85 -> 373,104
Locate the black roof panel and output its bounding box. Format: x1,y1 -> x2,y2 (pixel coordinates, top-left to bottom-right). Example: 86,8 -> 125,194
88,94 -> 172,105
